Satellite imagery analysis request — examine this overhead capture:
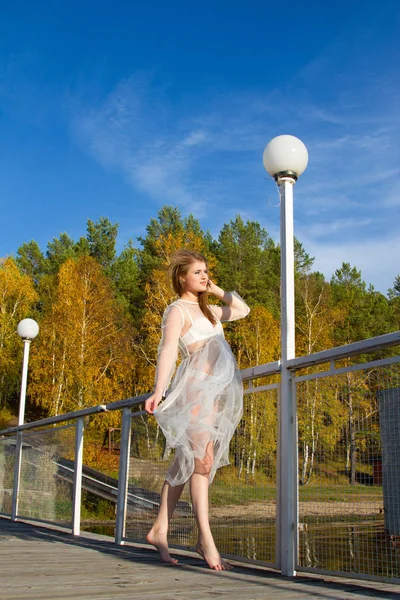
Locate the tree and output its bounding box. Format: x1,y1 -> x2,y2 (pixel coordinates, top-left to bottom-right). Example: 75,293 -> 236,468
331,262 -> 393,345
388,274 -> 400,328
293,238 -> 314,275
297,376 -> 349,485
228,306 -> 280,479
330,262 -> 393,485
0,258 -> 38,411
229,305 -> 279,370
74,236 -> 90,257
295,272 -> 338,484
139,206 -> 186,258
16,240 -> 47,285
87,217 -> 119,272
388,275 -> 400,299
214,215 -> 279,315
29,256 -> 134,417
110,240 -> 143,319
46,233 -> 78,274
296,272 -> 335,355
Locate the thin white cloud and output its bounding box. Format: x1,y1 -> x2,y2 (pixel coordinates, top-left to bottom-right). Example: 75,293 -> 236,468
72,75 -> 211,213
302,218 -> 373,239
70,25 -> 400,295
182,130 -> 208,147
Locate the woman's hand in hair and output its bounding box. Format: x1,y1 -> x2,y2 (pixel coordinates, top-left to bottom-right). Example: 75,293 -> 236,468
207,279 -> 224,298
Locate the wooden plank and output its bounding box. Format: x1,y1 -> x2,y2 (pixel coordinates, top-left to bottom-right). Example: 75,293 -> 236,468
1,518 -> 400,600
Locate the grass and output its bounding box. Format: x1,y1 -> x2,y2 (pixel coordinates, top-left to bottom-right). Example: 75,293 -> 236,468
81,494 -> 116,521
299,483 -> 383,503
210,481 -> 276,505
209,482 -> 383,507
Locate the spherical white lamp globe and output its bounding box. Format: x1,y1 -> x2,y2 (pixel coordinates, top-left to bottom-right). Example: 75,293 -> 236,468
17,318 -> 39,341
263,135 -> 308,180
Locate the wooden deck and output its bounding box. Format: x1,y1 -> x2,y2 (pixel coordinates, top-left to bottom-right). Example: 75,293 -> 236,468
1,518 -> 400,600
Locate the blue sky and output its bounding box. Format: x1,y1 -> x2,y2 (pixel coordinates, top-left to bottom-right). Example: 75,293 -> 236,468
1,1 -> 399,295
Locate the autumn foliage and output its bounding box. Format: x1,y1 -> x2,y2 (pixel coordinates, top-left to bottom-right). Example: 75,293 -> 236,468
0,208 -> 399,483
29,256 -> 133,416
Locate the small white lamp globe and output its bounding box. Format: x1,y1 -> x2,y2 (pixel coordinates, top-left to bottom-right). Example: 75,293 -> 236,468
262,135 -> 308,180
17,319 -> 39,341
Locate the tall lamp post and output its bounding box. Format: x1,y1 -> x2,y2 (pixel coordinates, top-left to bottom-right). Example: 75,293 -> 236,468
262,135 -> 308,576
17,318 -> 39,425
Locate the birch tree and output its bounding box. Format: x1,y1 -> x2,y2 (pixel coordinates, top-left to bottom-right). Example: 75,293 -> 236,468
228,306 -> 280,479
330,263 -> 392,484
295,272 -> 338,484
29,256 -> 134,417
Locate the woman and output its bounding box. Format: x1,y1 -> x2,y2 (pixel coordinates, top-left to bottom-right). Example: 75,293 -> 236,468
145,250 -> 249,570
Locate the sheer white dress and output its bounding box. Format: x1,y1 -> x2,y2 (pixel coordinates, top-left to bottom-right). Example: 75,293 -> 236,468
153,293 -> 250,486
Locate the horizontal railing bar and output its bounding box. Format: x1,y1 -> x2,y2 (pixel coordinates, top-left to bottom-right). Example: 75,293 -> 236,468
0,397 -> 150,437
294,354 -> 400,383
8,515 -> 73,529
241,360 -> 281,381
24,421 -> 74,436
0,421 -> 75,441
105,393 -> 150,411
287,331 -> 400,371
0,404 -> 107,436
239,331 -> 400,381
244,383 -> 279,394
131,410 -> 147,418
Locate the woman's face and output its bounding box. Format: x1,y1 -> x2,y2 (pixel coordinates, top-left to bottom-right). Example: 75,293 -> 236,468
182,261 -> 208,294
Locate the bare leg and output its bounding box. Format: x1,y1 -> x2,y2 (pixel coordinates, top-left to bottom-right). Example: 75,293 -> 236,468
189,447 -> 232,571
146,480 -> 184,564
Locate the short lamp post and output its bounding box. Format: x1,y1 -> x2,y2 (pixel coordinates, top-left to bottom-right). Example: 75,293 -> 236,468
262,135 -> 308,576
12,318 -> 39,521
17,318 -> 39,426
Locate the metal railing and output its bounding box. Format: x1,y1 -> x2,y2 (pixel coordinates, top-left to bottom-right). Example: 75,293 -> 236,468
1,331 -> 400,582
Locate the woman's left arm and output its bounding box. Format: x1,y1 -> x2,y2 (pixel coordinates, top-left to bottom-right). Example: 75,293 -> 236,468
207,281 -> 250,322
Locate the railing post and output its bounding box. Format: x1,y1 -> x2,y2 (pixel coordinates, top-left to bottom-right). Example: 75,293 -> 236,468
293,377 -> 299,568
115,408 -> 131,545
72,417 -> 84,535
11,431 -> 23,521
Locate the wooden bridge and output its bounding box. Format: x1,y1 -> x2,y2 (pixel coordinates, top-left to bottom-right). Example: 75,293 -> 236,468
1,518 -> 400,600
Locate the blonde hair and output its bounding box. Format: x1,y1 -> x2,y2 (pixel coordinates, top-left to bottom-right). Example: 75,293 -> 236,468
169,250 -> 217,325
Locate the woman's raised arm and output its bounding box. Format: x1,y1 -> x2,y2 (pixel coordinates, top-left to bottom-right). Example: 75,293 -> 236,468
207,281 -> 250,322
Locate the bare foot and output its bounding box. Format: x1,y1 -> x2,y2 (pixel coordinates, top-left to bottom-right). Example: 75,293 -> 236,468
196,538 -> 232,571
146,529 -> 179,565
